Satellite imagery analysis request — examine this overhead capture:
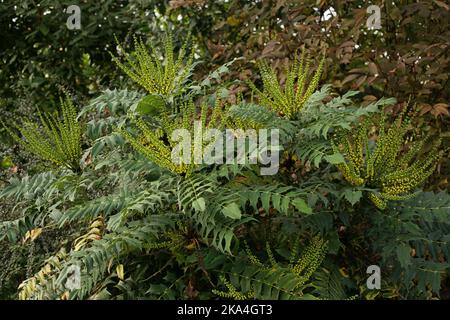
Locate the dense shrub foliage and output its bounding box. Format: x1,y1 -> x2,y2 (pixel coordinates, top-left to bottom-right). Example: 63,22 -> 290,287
0,1 -> 449,300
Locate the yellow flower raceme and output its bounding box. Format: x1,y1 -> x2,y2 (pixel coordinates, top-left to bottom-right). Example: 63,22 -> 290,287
1,93 -> 82,171
120,100 -> 228,175
333,107 -> 442,209
111,31 -> 193,96
248,50 -> 325,119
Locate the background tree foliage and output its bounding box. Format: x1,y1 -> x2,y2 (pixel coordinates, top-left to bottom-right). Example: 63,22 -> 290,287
0,0 -> 449,300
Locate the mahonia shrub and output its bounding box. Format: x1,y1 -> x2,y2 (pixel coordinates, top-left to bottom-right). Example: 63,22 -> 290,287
0,32 -> 448,301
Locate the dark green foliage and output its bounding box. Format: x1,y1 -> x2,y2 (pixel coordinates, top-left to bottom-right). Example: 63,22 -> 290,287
0,9 -> 448,300
213,238 -> 328,300
1,80 -> 445,299
367,192 -> 450,298
0,0 -> 164,112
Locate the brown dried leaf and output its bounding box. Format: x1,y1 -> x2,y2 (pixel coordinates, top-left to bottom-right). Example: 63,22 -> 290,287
342,73 -> 359,85
433,0 -> 449,10
354,75 -> 368,88
363,95 -> 378,102
368,62 -> 378,75
431,103 -> 449,117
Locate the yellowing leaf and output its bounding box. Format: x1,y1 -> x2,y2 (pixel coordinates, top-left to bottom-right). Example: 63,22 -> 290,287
107,258 -> 114,274
30,228 -> 43,241
116,264 -> 125,280
23,228 -> 43,243
227,16 -> 240,26
185,242 -> 196,250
